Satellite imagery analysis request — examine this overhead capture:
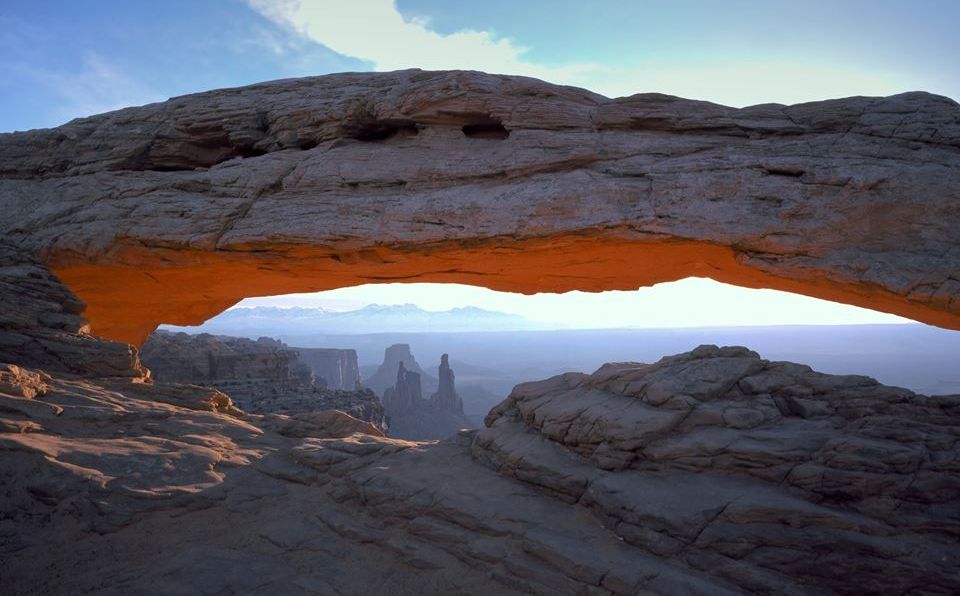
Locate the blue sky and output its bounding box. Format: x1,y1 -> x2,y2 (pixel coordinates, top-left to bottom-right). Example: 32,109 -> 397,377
2,1 -> 944,325
2,0 -> 958,132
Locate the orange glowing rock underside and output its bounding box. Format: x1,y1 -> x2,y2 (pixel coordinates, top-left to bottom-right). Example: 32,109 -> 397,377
50,234 -> 960,347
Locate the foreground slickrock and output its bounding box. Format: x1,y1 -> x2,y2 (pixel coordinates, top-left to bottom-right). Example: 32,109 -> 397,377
1,71 -> 959,594
0,71 -> 958,343
3,334 -> 958,593
477,345 -> 960,593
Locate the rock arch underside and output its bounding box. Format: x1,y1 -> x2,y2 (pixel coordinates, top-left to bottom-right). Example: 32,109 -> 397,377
1,70 -> 959,344
2,71 -> 960,595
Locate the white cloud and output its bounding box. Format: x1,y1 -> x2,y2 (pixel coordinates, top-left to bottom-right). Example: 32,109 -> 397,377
247,0 -> 601,88
246,0 -> 916,105
0,1 -> 934,136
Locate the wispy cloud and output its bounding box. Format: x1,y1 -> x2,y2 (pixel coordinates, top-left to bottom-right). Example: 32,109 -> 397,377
14,52 -> 166,125
247,0 -> 914,105
247,0 -> 601,87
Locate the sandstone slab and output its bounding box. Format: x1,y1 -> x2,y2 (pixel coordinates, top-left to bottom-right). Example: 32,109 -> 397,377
0,72 -> 957,342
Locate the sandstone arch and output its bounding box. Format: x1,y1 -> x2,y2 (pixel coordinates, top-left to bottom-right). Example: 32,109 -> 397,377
1,70 -> 958,345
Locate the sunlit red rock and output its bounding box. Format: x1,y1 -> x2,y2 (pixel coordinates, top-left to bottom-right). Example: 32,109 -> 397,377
0,71 -> 957,343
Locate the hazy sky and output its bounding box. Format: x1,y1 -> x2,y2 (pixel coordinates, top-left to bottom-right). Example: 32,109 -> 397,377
235,279 -> 911,327
3,1 -> 947,325
2,0 -> 958,131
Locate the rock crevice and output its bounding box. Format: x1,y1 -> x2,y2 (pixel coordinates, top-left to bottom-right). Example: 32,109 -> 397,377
0,71 -> 957,343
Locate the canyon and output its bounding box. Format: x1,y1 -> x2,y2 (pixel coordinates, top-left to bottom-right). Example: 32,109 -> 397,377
141,331 -> 385,432
1,70 -> 959,594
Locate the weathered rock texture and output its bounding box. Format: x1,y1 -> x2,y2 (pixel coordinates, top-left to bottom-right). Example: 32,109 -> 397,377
2,71 -> 960,594
293,347 -> 361,390
0,71 -> 958,343
0,246 -> 956,594
3,335 -> 958,593
476,345 -> 960,593
141,330 -> 385,431
0,243 -> 144,378
142,331 -> 302,387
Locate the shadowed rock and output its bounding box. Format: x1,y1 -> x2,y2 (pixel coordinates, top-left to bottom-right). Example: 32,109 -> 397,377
293,347 -> 361,390
3,336 -> 958,594
0,71 -> 957,343
0,255 -> 955,593
366,343 -> 435,397
141,330 -> 386,431
430,353 -> 464,414
475,345 -> 960,593
381,352 -> 473,440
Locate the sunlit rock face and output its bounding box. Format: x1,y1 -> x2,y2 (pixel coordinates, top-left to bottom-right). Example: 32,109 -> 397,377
0,243 -> 144,378
0,246 -> 957,593
0,71 -> 958,344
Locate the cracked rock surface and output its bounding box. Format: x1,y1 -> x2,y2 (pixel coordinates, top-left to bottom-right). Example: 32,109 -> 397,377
3,272 -> 958,595
477,345 -> 960,593
0,70 -> 958,342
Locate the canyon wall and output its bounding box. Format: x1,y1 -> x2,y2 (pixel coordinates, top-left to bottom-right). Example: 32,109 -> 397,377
141,331 -> 385,431
292,347 -> 361,390
0,71 -> 957,343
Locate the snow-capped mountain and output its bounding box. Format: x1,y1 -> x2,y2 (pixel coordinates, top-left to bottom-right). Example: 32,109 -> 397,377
161,303 -> 552,336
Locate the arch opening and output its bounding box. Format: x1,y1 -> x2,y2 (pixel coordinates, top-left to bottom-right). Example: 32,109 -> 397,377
49,233 -> 960,349
146,277 -> 960,441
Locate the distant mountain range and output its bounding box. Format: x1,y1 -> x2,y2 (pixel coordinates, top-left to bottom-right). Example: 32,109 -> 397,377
161,304 -> 552,336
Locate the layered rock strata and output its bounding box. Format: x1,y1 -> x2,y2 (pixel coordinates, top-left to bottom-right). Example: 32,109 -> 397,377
0,243 -> 144,378
1,249 -> 957,594
0,71 -> 957,343
474,345 -> 960,593
293,347 -> 361,390
1,71 -> 960,594
141,330 -> 385,431
3,337 -> 958,594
